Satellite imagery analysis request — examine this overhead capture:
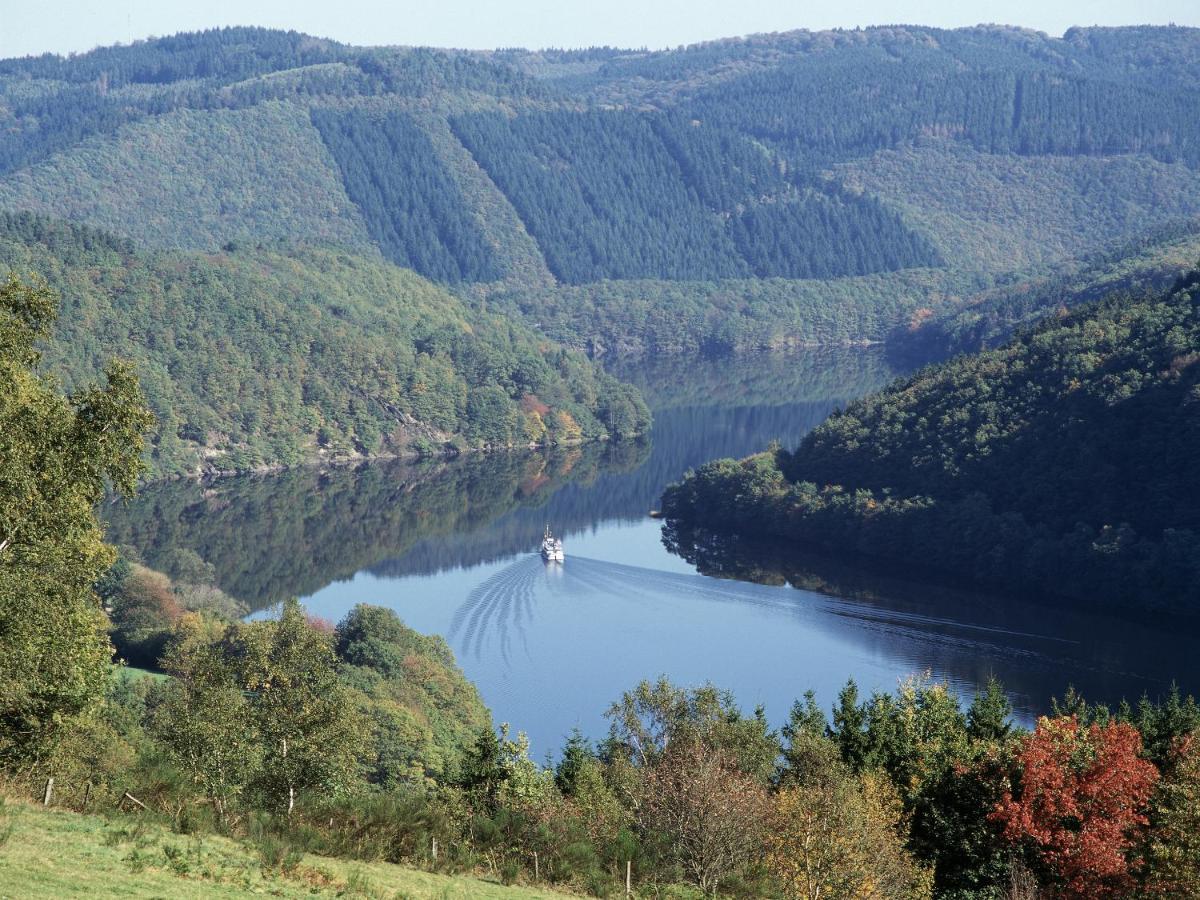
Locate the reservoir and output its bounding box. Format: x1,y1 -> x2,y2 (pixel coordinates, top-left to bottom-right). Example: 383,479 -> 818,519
105,348 -> 1200,757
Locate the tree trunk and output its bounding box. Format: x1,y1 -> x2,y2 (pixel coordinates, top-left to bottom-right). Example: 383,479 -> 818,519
282,737 -> 294,817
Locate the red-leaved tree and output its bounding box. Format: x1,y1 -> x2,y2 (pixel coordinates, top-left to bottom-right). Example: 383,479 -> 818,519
991,716 -> 1158,898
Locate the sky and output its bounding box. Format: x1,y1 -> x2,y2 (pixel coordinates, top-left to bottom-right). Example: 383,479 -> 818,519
1,0 -> 1197,59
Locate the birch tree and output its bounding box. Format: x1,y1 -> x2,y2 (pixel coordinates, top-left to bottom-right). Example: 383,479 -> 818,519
0,273 -> 153,766
238,599 -> 365,815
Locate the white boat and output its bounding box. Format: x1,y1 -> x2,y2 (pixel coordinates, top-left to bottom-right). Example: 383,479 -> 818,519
540,526 -> 564,562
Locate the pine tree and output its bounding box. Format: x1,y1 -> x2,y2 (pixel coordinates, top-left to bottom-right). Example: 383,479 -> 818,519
967,678 -> 1013,743
829,680 -> 869,772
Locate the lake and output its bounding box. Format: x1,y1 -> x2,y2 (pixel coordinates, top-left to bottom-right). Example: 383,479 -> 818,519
104,348 -> 1200,758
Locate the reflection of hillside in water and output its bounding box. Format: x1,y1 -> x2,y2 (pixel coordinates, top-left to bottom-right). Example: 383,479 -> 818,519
378,349 -> 900,580
103,443 -> 646,611
366,400 -> 845,580
104,348 -> 898,613
662,527 -> 1200,716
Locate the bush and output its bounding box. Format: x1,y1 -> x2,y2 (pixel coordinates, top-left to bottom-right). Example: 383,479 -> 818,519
247,815 -> 303,875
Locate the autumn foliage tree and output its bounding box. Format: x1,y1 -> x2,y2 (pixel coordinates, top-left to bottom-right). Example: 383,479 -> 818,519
992,716 -> 1159,898
1146,733 -> 1200,898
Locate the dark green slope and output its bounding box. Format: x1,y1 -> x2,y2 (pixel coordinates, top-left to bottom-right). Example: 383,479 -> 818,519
663,272 -> 1200,612
310,109 -> 501,283
450,110 -> 939,283
0,214 -> 648,477
552,25 -> 1200,163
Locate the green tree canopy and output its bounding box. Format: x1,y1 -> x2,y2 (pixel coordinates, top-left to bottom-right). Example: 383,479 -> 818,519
0,273 -> 153,766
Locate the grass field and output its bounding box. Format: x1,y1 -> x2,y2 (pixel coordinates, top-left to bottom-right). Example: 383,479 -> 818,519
110,664 -> 168,683
0,799 -> 576,899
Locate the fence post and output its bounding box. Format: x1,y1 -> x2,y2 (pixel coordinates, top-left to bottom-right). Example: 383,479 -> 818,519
626,859 -> 632,897
42,777 -> 54,807
432,836 -> 438,863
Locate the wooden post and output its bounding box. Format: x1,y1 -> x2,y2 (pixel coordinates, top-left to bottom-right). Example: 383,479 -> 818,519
533,850 -> 539,880
82,782 -> 92,809
432,837 -> 438,863
626,859 -> 632,897
42,777 -> 54,806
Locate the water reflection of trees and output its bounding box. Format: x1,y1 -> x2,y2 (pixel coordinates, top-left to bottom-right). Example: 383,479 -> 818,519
662,524 -> 1200,714
361,400 -> 847,581
662,523 -> 992,608
103,399 -> 838,613
103,442 -> 648,611
103,349 -> 900,613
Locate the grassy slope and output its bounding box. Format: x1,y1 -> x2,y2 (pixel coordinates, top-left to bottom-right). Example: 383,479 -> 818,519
0,102 -> 376,254
0,800 -> 573,899
109,665 -> 167,683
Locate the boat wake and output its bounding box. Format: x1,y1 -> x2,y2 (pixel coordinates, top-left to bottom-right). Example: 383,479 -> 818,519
450,554 -> 543,663
447,554 -> 1074,669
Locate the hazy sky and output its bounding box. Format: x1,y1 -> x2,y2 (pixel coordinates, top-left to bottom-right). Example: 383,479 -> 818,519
2,0 -> 1197,59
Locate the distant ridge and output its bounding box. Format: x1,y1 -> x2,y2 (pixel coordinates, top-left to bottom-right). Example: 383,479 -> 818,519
4,25 -> 1200,357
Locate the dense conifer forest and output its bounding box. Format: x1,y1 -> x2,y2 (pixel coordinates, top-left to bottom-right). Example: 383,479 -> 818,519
311,110 -> 501,282
451,110 -> 939,283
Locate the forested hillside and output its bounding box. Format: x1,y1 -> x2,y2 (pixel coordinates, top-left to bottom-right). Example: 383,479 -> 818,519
663,272 -> 1200,613
311,109 -> 501,282
4,25 -> 1200,352
450,110 -> 938,283
896,218 -> 1200,361
0,214 -> 648,476
10,249 -> 1200,899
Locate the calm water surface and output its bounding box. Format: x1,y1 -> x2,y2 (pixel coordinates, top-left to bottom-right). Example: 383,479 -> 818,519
106,349 -> 1200,757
